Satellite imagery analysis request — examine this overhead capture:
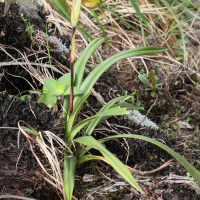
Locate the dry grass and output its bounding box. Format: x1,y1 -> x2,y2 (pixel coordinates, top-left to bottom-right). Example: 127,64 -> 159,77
38,0 -> 200,76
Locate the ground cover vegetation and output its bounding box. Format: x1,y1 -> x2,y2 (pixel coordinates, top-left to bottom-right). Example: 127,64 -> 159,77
0,0 -> 200,199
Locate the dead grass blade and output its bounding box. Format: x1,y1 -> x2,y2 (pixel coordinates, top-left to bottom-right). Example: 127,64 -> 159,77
18,121 -> 73,200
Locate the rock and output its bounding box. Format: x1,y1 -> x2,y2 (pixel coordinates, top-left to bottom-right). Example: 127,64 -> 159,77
18,3 -> 46,31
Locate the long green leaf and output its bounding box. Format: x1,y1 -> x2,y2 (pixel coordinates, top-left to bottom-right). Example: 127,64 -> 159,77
63,95 -> 70,130
187,176 -> 200,191
66,90 -> 92,140
184,0 -> 199,9
103,7 -> 140,33
63,152 -> 77,200
0,127 -> 19,130
85,95 -> 132,136
72,38 -> 105,109
78,155 -> 104,164
0,126 -> 39,136
81,47 -> 167,96
63,87 -> 83,96
128,0 -> 149,29
138,74 -> 150,87
68,107 -> 128,140
98,134 -> 200,184
74,37 -> 104,88
52,0 -> 71,20
172,0 -> 200,20
90,9 -> 109,47
22,127 -> 40,136
77,26 -> 93,40
74,136 -> 144,194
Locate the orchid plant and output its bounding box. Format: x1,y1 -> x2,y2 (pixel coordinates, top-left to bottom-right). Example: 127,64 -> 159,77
8,0 -> 199,200
33,0 -> 200,199
138,69 -> 162,96
34,37 -> 200,200
1,0 -> 200,200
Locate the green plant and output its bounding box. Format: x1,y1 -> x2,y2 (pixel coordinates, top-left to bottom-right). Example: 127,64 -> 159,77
19,38 -> 200,200
140,69 -> 146,76
138,69 -> 162,97
16,0 -> 200,198
23,188 -> 34,195
185,117 -> 192,123
37,39 -> 168,199
116,92 -> 148,116
136,100 -> 144,110
21,14 -> 34,42
5,0 -> 199,199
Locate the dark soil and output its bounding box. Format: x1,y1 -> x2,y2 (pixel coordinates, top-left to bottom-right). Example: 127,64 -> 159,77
0,93 -> 61,200
1,93 -> 199,200
0,1 -> 70,95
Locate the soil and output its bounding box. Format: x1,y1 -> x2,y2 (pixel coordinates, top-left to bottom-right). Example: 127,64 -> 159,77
0,93 -> 62,200
1,1 -> 200,200
0,1 -> 70,95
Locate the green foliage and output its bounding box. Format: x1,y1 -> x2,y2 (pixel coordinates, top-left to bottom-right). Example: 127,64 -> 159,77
33,38 -> 169,198
90,9 -> 109,47
136,100 -> 144,110
63,152 -> 77,200
20,95 -> 30,100
138,69 -> 162,96
98,134 -> 200,184
38,77 -> 83,107
25,38 -> 200,200
154,0 -> 200,63
3,0 -> 200,198
74,136 -> 143,193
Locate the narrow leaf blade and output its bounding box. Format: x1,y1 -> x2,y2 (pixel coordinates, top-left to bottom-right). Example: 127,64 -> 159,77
74,136 -> 144,193
99,134 -> 200,184
90,9 -> 109,47
85,95 -> 131,136
138,75 -> 150,87
69,107 -> 128,140
81,47 -> 167,96
149,70 -> 155,85
63,152 -> 77,200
